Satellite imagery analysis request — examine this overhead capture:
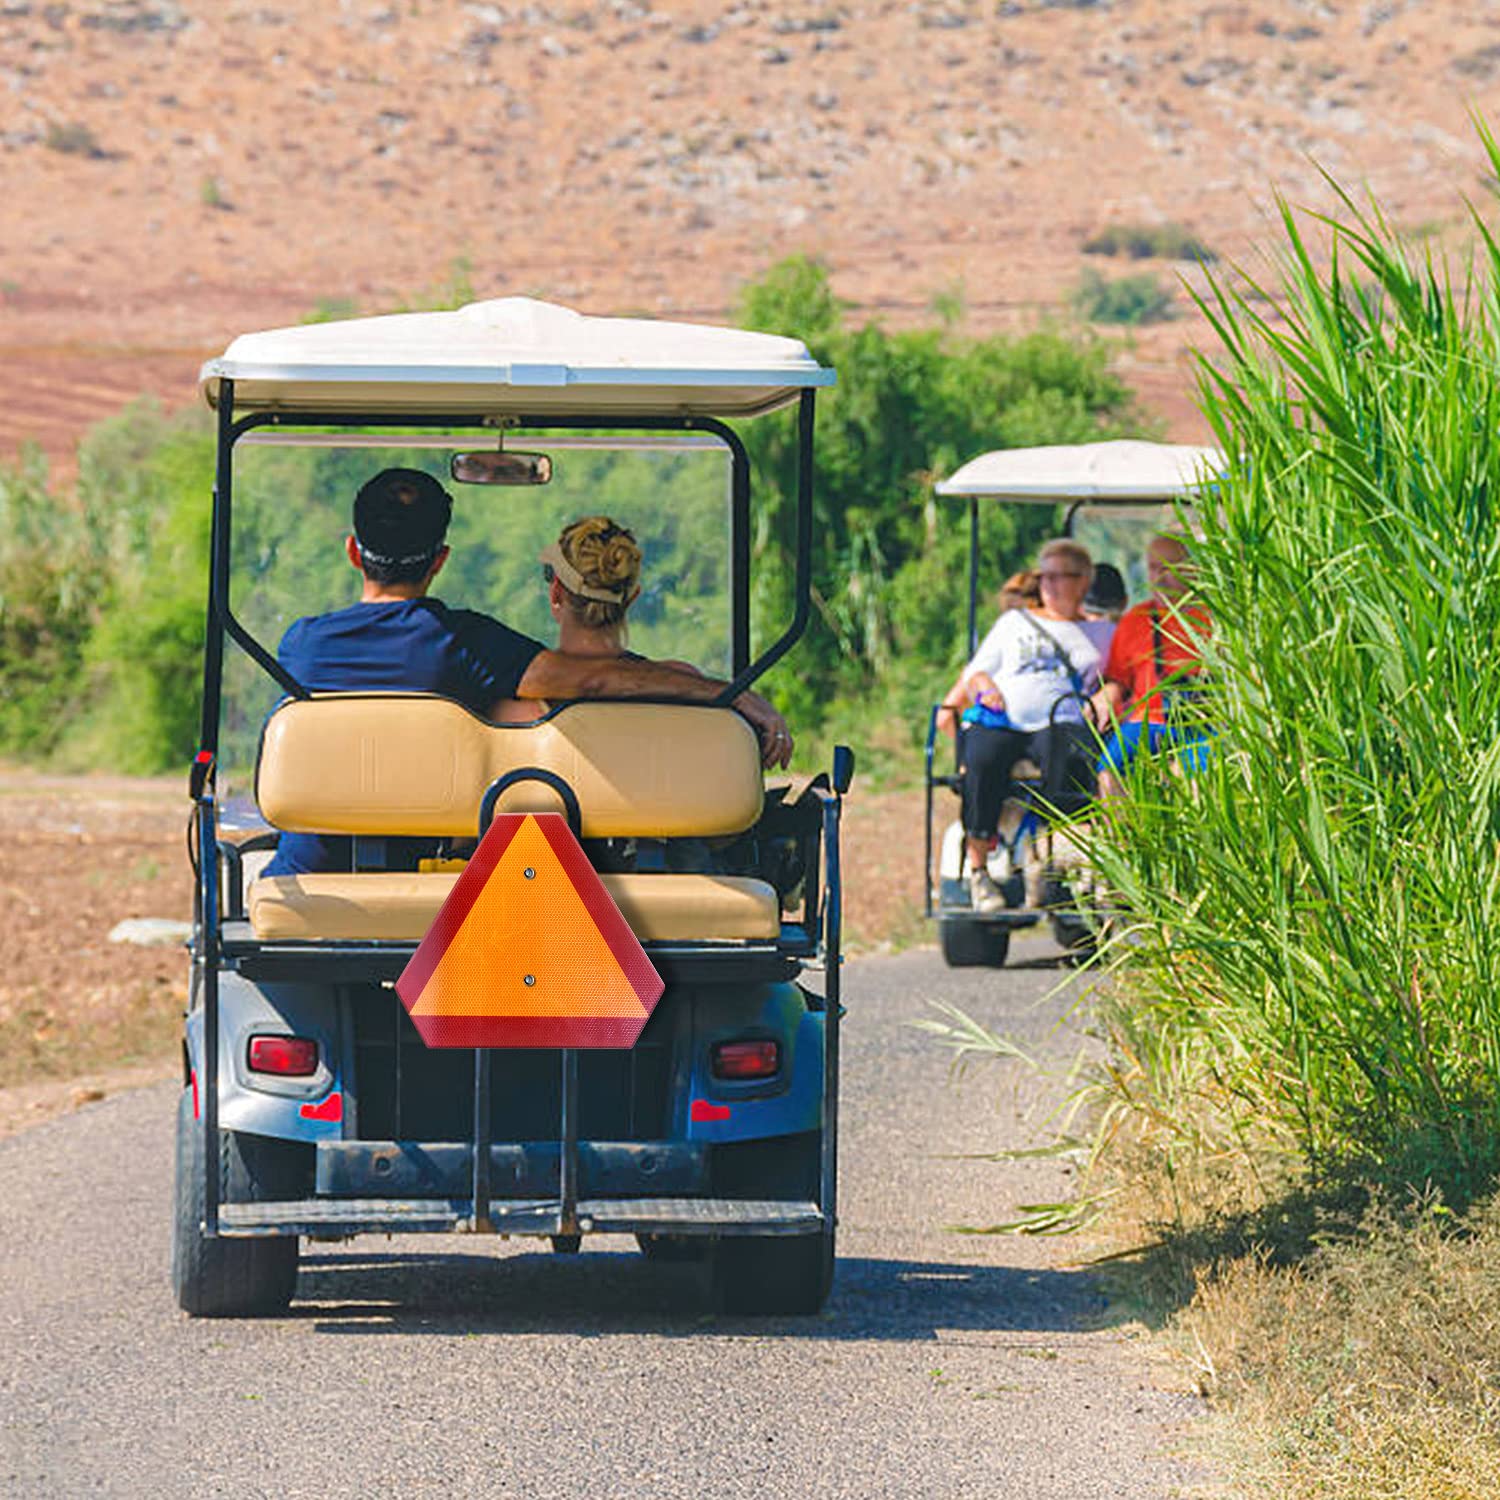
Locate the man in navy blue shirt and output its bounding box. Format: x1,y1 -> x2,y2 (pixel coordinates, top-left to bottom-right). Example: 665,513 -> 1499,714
264,467 -> 792,876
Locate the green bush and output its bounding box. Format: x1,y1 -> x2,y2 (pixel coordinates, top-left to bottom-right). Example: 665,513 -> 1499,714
1084,128 -> 1500,1202
1082,222 -> 1216,263
0,451 -> 97,755
44,120 -> 105,158
0,402 -> 216,772
1071,269 -> 1175,326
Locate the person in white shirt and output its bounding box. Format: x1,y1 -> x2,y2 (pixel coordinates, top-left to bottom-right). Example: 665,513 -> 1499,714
942,538 -> 1114,914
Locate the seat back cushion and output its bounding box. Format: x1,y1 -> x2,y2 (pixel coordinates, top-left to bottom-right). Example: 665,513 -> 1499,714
247,871 -> 780,944
255,694 -> 763,840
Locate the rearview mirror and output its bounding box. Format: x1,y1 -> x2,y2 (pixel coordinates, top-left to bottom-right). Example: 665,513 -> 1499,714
451,451 -> 553,485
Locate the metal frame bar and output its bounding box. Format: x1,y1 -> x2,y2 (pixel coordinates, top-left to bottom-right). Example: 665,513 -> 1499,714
923,706 -> 939,919
471,1050 -> 492,1232
559,1050 -> 579,1235
815,786 -> 843,1247
967,495 -> 980,658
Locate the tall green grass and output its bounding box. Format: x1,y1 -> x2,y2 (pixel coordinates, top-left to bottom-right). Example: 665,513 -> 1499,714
1084,132 -> 1500,1204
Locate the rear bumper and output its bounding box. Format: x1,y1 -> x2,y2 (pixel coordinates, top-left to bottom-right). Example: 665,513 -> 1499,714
219,1195 -> 826,1240
315,1138 -> 708,1199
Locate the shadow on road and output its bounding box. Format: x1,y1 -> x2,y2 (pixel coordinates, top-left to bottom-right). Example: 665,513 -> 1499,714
293,1245 -> 1113,1341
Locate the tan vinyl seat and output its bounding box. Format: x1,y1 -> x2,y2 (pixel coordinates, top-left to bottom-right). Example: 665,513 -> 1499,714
256,694 -> 764,840
247,694 -> 777,945
247,871 -> 780,944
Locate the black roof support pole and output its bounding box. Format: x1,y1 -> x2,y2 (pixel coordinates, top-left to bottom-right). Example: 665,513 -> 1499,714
717,387 -> 814,703
730,431 -> 752,677
198,380 -> 235,1243
198,381 -> 235,759
967,496 -> 980,658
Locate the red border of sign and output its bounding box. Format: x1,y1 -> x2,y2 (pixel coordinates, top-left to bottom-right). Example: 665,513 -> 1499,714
409,1014 -> 650,1049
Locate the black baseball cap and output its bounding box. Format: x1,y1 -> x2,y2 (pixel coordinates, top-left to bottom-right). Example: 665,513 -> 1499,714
352,468 -> 453,568
1084,561 -> 1127,613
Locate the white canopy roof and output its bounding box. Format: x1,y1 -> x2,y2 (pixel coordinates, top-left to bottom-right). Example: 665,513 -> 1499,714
935,440 -> 1224,503
200,297 -> 835,419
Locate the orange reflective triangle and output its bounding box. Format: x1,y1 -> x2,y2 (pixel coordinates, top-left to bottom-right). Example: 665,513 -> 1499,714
409,815 -> 649,1021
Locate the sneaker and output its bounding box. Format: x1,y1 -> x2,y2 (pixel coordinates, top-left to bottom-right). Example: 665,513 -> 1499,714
968,866 -> 1007,914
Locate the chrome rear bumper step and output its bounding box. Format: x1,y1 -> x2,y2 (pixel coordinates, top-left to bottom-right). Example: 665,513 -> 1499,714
217,1196 -> 825,1239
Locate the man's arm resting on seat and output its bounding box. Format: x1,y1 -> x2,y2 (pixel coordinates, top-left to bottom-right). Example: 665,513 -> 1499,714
510,650 -> 793,769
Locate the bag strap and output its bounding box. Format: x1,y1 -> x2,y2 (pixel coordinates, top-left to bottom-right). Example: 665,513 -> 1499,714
1023,611 -> 1085,694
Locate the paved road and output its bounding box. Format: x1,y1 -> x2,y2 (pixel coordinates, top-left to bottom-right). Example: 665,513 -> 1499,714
0,942 -> 1204,1498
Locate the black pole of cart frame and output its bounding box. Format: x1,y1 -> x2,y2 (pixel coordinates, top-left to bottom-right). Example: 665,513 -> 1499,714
818,784 -> 843,1249
472,1050 -> 492,1233
197,378 -> 237,1239
560,1050 -> 579,1235
967,495 -> 980,658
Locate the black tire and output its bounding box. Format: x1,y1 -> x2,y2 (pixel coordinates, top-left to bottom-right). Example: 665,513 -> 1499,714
713,1230 -> 834,1316
1044,880 -> 1098,961
172,1088 -> 300,1317
709,1130 -> 834,1316
940,918 -> 1011,968
635,1233 -> 706,1263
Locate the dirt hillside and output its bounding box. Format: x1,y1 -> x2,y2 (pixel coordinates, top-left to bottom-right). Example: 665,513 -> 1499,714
3,0 -> 1496,468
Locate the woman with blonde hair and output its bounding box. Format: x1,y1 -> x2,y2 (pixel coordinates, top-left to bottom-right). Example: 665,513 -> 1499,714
953,537 -> 1112,913
539,515 -> 650,658
493,515 -> 702,724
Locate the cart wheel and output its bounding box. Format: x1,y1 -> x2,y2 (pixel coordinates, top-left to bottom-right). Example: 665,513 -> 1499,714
550,1234 -> 582,1255
712,1229 -> 835,1316
1044,880 -> 1098,961
636,1233 -> 706,1263
171,1087 -> 299,1318
939,918 -> 1011,968
708,1130 -> 834,1315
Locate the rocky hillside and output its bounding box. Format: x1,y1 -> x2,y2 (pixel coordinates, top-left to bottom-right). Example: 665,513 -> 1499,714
3,0 -> 1497,465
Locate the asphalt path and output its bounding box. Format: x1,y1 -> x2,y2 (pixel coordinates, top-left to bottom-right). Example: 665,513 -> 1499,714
0,940 -> 1205,1498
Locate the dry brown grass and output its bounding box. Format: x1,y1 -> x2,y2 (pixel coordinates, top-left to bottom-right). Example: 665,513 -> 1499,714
1089,1122 -> 1500,1498
1182,1195 -> 1500,1498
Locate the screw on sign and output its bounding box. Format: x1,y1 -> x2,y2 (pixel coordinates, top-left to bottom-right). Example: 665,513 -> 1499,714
395,813 -> 664,1048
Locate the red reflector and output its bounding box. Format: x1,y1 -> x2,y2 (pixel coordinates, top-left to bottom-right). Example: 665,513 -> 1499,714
247,1035 -> 319,1076
300,1091 -> 343,1123
691,1098 -> 732,1122
711,1039 -> 780,1081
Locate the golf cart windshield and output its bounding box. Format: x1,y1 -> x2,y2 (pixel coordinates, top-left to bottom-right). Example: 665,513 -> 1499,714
217,432 -> 734,778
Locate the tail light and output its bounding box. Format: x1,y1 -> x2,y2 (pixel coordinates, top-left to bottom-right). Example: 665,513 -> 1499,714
711,1039 -> 780,1081
247,1034 -> 319,1076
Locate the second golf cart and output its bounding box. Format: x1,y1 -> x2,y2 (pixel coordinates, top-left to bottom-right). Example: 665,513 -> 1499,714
924,440 -> 1222,967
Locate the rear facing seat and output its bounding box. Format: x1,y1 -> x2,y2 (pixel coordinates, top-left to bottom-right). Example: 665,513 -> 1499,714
247,694 -> 779,945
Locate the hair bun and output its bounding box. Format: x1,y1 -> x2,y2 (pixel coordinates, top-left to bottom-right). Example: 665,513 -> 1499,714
562,515 -> 641,597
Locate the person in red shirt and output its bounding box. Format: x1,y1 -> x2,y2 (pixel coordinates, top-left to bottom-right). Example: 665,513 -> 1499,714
1092,534 -> 1212,797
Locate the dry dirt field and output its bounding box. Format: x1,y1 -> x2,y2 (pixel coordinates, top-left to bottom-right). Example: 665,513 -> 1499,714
0,767 -> 929,1135
5,1 -> 1500,473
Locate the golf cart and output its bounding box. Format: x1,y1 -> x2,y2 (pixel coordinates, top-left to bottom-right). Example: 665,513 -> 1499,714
924,441 -> 1222,967
175,297 -> 849,1317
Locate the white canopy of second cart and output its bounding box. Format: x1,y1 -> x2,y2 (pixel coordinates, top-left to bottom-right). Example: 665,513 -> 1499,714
200,297 -> 836,420
936,440 -> 1225,503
